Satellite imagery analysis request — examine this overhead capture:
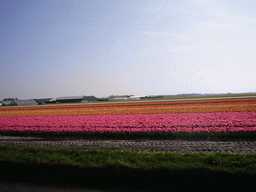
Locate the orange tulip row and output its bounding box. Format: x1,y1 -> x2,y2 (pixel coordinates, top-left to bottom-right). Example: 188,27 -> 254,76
1,101 -> 255,116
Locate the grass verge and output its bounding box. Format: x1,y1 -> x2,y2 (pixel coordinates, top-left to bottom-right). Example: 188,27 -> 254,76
0,144 -> 255,174
1,144 -> 255,191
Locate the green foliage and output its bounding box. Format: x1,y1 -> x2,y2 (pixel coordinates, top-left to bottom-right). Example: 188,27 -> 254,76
0,144 -> 256,174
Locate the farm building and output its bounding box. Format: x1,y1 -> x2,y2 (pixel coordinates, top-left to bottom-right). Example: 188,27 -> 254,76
97,97 -> 109,101
83,96 -> 98,102
47,98 -> 56,103
109,97 -> 128,101
34,98 -> 54,105
2,99 -> 38,106
148,95 -> 164,99
56,96 -> 85,103
56,96 -> 98,103
127,96 -> 141,100
1,100 -> 14,106
139,96 -> 150,99
108,95 -> 132,101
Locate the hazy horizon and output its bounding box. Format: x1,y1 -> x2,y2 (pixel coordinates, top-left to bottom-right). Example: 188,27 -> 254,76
1,0 -> 256,100
1,91 -> 256,100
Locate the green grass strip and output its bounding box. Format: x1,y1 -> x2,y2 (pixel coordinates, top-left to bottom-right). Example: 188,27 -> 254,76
0,144 -> 255,174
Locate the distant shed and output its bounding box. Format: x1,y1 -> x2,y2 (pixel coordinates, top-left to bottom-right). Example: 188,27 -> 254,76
56,96 -> 98,103
34,98 -> 53,105
2,100 -> 38,106
2,100 -> 15,106
148,95 -> 164,99
83,96 -> 98,102
56,96 -> 85,103
138,96 -> 149,99
15,100 -> 38,106
97,97 -> 109,101
109,96 -> 128,101
128,95 -> 147,100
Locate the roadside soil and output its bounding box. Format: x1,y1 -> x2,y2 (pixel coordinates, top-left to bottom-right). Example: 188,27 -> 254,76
0,135 -> 255,154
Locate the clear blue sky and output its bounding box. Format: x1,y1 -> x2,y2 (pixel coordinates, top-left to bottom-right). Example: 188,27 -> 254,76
1,0 -> 256,100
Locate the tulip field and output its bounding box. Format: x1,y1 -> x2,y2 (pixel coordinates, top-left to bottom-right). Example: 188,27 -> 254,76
0,112 -> 256,133
1,97 -> 256,190
0,98 -> 256,139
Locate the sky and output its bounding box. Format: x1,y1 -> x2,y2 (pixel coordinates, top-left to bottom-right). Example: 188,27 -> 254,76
1,0 -> 256,100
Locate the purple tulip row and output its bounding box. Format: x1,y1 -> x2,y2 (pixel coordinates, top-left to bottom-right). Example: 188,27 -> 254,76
1,112 -> 256,133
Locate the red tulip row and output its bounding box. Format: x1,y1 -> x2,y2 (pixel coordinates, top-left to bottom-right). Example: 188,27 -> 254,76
1,112 -> 255,133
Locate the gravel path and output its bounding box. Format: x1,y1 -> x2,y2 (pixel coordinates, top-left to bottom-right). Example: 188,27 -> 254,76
1,135 -> 256,154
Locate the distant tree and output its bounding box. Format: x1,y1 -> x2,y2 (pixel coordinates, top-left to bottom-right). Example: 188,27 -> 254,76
4,98 -> 14,101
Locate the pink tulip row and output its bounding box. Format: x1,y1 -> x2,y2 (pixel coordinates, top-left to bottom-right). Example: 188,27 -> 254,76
1,112 -> 256,133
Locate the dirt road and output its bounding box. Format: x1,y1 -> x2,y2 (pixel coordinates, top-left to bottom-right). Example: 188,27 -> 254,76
1,135 -> 255,154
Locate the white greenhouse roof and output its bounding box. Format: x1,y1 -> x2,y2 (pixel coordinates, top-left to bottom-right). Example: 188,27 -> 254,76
130,95 -> 147,98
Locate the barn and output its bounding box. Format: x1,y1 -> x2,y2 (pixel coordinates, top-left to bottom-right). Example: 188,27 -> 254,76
2,99 -> 38,106
1,101 -> 13,106
137,96 -> 149,99
34,98 -> 54,105
56,96 -> 98,103
56,96 -> 84,103
97,97 -> 109,101
148,95 -> 164,99
127,95 -> 147,100
109,97 -> 128,101
83,96 -> 98,102
2,100 -> 20,106
108,95 -> 130,101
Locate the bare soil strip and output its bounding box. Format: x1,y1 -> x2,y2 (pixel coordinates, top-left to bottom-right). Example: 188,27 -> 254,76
0,135 -> 255,154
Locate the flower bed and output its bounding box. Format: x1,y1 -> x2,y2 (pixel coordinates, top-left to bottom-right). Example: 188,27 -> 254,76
1,112 -> 256,140
1,99 -> 256,140
1,100 -> 256,116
